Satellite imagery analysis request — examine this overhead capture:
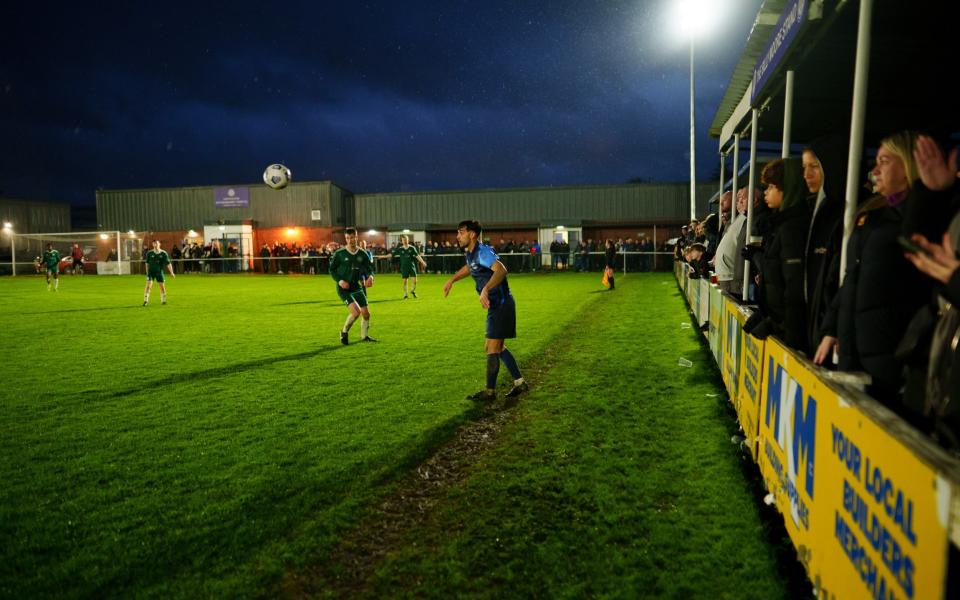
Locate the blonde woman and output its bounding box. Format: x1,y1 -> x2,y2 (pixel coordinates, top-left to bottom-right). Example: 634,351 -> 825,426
814,131 -> 931,409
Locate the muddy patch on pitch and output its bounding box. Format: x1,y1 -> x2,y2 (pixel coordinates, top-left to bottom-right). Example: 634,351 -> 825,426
282,399 -> 520,598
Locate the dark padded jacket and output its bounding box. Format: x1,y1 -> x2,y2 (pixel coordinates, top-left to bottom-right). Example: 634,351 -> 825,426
822,195 -> 930,405
754,158 -> 811,351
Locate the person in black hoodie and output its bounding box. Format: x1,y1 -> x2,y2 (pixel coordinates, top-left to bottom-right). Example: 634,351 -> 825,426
814,130 -> 930,408
802,136 -> 849,353
744,157 -> 810,351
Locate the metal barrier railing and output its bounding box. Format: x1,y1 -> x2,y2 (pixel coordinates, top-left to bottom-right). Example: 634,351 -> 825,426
1,251 -> 678,276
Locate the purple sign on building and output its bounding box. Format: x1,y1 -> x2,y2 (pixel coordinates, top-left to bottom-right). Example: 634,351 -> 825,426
214,187 -> 249,208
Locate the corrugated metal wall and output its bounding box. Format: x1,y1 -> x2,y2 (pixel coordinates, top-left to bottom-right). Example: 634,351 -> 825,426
0,198 -> 73,257
354,182 -> 717,228
0,198 -> 72,233
96,181 -> 350,231
93,180 -> 718,232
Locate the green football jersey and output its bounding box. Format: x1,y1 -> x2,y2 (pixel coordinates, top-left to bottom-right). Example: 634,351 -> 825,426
144,249 -> 171,272
42,249 -> 61,269
393,245 -> 420,269
329,247 -> 373,289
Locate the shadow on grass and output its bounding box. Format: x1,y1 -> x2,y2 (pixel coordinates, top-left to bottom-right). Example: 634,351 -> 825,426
688,317 -> 812,600
273,298 -> 403,307
16,305 -> 148,315
273,300 -> 343,307
80,345 -> 346,400
721,399 -> 814,600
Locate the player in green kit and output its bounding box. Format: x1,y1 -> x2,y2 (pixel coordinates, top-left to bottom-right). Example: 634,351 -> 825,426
143,240 -> 176,306
330,227 -> 377,344
393,235 -> 427,298
41,243 -> 61,291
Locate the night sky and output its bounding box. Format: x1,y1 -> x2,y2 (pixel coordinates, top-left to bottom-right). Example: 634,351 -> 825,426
1,1 -> 763,208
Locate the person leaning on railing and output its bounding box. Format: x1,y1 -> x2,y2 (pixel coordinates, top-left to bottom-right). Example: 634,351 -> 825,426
683,243 -> 709,280
743,157 -> 809,352
712,191 -> 746,295
814,130 -> 931,414
802,135 -> 849,355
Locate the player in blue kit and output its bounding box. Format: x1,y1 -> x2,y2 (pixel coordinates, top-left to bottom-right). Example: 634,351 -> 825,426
443,220 -> 527,401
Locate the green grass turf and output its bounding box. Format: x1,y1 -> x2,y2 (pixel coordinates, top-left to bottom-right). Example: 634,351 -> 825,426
0,272 -> 793,598
360,274 -> 795,599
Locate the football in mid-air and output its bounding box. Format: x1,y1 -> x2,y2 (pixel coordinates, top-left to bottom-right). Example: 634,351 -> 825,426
263,164 -> 292,190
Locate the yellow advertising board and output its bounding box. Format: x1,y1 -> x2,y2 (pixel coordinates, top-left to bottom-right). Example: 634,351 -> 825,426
736,306 -> 764,461
698,279 -> 710,327
721,296 -> 745,402
708,284 -> 723,366
688,274 -> 698,312
758,338 -> 951,600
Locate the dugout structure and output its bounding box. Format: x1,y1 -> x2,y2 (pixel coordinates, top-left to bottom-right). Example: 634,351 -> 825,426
7,231 -> 125,276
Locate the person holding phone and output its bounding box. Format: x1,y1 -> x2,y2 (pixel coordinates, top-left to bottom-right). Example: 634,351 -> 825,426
901,135 -> 960,448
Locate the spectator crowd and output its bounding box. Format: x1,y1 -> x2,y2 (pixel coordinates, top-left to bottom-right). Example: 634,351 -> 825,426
677,131 -> 960,453
156,236 -> 676,276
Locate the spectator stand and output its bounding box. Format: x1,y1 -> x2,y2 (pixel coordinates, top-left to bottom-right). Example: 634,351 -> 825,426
676,259 -> 960,600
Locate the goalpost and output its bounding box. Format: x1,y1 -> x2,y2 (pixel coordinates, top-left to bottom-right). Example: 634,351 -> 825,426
8,231 -> 124,276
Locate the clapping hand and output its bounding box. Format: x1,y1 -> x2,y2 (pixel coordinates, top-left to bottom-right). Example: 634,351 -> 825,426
904,232 -> 960,285
914,134 -> 958,192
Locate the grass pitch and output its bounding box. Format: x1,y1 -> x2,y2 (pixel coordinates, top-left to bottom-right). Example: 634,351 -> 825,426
0,272 -> 797,598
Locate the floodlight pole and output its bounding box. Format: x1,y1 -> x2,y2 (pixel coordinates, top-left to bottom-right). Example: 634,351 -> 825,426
689,37 -> 697,221
9,232 -> 15,277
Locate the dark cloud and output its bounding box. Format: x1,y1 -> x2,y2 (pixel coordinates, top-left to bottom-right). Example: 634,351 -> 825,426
0,0 -> 763,206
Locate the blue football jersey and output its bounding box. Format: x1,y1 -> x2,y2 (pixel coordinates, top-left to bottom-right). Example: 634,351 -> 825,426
465,243 -> 511,307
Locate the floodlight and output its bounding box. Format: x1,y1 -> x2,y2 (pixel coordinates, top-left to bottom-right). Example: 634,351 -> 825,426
672,0 -> 721,39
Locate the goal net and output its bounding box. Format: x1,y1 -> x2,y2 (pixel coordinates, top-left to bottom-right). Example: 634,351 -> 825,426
5,231 -> 129,276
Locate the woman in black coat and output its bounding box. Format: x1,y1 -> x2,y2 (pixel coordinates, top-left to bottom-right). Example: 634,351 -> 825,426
803,136 -> 849,352
745,157 -> 810,351
814,130 -> 930,407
